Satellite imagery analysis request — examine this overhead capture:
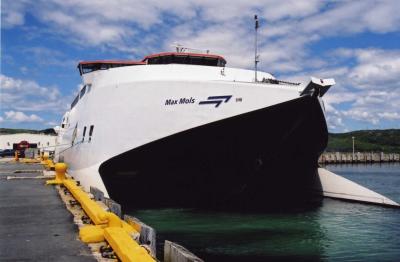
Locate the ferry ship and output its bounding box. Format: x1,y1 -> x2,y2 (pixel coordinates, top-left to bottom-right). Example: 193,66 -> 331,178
55,49 -> 398,209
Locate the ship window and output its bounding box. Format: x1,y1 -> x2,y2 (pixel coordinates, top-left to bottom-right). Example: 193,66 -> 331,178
71,94 -> 79,109
189,57 -> 203,65
217,59 -> 226,67
79,63 -> 143,75
89,125 -> 94,142
87,84 -> 92,93
146,55 -> 225,67
165,56 -> 173,64
82,126 -> 87,142
204,57 -> 217,66
149,57 -> 160,64
80,85 -> 86,99
173,56 -> 187,64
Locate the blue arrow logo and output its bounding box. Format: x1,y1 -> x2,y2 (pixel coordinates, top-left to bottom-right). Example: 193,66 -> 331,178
199,95 -> 232,108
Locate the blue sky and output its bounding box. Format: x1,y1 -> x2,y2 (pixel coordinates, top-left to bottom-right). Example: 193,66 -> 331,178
1,0 -> 400,132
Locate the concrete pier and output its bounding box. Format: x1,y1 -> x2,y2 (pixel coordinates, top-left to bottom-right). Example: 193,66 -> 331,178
319,152 -> 400,164
0,158 -> 203,262
0,160 -> 95,261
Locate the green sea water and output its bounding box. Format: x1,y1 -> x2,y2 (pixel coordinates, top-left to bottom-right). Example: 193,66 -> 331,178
129,163 -> 400,261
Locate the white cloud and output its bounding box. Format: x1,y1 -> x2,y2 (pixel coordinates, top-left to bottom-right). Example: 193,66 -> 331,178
293,47 -> 400,131
0,74 -> 68,113
324,88 -> 400,129
377,112 -> 400,121
353,91 -> 388,107
348,49 -> 400,90
326,110 -> 345,130
325,92 -> 356,105
3,111 -> 43,123
261,0 -> 322,22
362,2 -> 400,33
1,0 -> 30,28
342,109 -> 379,125
20,47 -> 76,68
298,0 -> 400,36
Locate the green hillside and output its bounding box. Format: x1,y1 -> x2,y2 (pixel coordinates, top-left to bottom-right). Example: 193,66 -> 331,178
327,129 -> 400,153
0,128 -> 56,135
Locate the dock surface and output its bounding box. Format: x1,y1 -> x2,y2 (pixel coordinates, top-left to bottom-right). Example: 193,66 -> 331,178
0,160 -> 95,261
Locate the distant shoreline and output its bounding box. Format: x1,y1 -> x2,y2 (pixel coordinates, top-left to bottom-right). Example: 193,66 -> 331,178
0,128 -> 56,136
1,128 -> 399,155
327,129 -> 400,153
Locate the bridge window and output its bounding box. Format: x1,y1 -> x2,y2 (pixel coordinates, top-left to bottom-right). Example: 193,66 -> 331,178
145,54 -> 226,67
78,62 -> 144,75
80,85 -> 87,99
71,94 -> 79,109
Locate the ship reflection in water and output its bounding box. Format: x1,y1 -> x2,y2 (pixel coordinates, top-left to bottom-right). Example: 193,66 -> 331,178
127,163 -> 400,262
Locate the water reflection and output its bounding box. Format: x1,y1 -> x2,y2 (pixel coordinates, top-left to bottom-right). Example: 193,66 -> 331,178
129,163 -> 400,261
131,207 -> 327,261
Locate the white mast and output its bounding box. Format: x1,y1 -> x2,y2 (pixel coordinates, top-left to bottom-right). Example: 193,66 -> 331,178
254,15 -> 260,82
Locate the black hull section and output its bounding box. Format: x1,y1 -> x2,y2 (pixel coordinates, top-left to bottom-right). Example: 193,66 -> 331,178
99,96 -> 328,210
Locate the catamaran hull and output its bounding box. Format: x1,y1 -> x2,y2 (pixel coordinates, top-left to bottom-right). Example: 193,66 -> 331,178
99,95 -> 327,209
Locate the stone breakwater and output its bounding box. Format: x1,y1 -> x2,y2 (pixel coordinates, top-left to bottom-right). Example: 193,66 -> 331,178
319,152 -> 400,164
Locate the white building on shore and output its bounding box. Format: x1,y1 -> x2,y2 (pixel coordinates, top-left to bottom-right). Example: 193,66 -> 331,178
0,133 -> 57,151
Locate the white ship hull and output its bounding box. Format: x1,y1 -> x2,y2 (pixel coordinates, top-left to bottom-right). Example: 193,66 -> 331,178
56,63 -> 331,209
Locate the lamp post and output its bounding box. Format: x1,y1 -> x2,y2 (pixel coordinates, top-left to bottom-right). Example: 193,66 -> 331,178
352,136 -> 355,161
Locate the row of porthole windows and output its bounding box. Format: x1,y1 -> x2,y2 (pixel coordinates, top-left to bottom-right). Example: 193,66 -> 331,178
72,124 -> 95,146
82,125 -> 94,143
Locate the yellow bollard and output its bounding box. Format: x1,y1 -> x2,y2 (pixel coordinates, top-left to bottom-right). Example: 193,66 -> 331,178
55,163 -> 67,181
46,162 -> 67,185
41,153 -> 49,165
46,159 -> 55,170
14,151 -> 19,162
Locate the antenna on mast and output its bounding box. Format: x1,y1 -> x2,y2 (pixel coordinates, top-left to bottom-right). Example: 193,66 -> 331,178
254,15 -> 260,82
171,43 -> 210,54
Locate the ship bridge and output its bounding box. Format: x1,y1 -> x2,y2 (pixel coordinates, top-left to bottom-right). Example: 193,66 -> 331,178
77,52 -> 226,76
142,52 -> 226,67
78,60 -> 146,75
